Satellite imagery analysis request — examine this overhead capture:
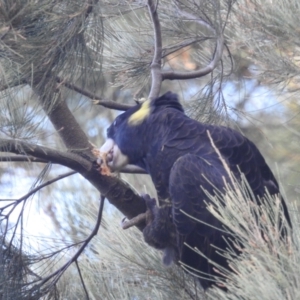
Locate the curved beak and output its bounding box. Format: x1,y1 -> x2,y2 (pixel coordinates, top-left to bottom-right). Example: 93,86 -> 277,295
100,138 -> 115,153
99,138 -> 129,170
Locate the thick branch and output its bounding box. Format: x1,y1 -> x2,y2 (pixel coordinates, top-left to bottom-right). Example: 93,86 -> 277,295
0,139 -> 91,173
0,154 -> 147,174
20,0 -> 149,234
0,138 -> 147,230
147,0 -> 163,99
38,94 -> 95,157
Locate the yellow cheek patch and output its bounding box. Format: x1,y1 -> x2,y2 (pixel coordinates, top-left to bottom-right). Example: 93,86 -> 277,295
128,99 -> 151,125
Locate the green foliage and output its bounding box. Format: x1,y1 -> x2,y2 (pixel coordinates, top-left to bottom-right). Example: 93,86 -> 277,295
206,177 -> 297,299
59,212 -> 203,299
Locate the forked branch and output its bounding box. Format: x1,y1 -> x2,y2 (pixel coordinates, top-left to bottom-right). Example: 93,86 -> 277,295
147,1 -> 225,95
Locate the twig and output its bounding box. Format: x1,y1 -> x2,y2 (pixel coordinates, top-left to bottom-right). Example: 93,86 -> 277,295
161,34 -> 224,80
2,170 -> 77,254
206,130 -> 240,196
21,171 -> 77,201
121,212 -> 147,229
147,0 -> 163,99
92,99 -> 133,111
162,38 -> 211,58
0,79 -> 27,92
84,0 -> 98,17
56,77 -> 133,111
37,194 -> 105,287
75,260 -> 90,300
1,171 -> 77,211
0,26 -> 10,40
7,199 -> 25,251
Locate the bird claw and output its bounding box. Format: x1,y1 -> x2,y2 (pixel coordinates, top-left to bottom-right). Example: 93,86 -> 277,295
121,216 -> 127,225
141,193 -> 157,210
